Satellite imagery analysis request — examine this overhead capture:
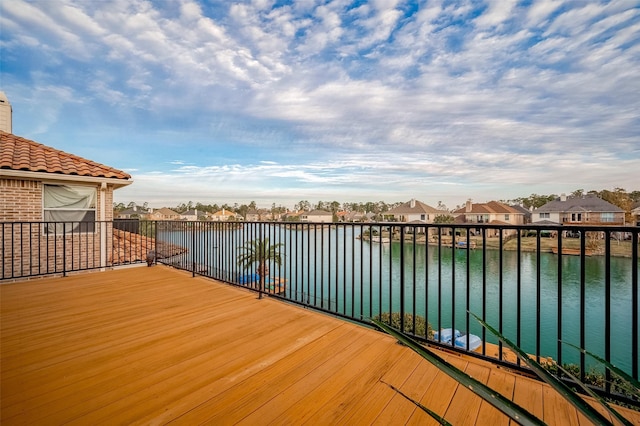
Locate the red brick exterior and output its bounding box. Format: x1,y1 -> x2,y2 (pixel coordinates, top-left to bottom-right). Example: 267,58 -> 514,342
1,177 -> 116,279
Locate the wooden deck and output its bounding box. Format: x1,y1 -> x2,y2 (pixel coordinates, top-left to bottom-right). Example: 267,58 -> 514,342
1,266 -> 638,425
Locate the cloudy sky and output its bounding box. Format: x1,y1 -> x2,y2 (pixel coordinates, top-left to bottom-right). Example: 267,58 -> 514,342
1,0 -> 638,209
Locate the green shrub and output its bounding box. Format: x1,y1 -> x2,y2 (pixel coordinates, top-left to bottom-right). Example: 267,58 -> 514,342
376,312 -> 433,339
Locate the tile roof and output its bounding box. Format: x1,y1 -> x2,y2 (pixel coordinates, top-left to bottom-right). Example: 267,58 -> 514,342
0,131 -> 131,180
535,195 -> 623,213
453,201 -> 520,215
388,199 -> 443,214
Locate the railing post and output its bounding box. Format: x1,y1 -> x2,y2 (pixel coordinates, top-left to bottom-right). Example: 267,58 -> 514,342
192,222 -> 196,278
259,222 -> 264,299
62,222 -> 67,277
399,225 -> 405,332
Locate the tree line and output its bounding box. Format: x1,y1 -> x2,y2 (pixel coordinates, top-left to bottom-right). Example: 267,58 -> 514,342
114,188 -> 639,216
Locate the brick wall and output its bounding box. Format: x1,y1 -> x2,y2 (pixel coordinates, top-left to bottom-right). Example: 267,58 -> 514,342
0,178 -> 43,221
1,178 -> 117,279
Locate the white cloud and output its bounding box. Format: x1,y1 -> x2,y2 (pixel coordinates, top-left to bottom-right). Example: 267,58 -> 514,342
475,0 -> 518,28
2,0 -> 638,207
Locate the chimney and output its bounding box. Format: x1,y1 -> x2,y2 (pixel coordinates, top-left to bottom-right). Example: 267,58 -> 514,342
410,199 -> 416,208
0,91 -> 12,133
560,193 -> 567,202
465,199 -> 472,213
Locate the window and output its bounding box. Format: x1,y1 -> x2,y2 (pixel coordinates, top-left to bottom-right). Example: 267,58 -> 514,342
571,213 -> 582,222
504,214 -> 510,221
44,184 -> 96,233
420,214 -> 425,221
540,213 -> 550,219
601,212 -> 615,222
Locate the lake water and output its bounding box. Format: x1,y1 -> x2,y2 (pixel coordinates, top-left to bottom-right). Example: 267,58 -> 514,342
161,224 -> 639,375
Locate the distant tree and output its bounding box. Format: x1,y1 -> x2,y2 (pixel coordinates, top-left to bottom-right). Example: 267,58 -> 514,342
434,214 -> 455,224
600,188 -> 634,222
295,200 -> 311,211
523,194 -> 556,209
236,204 -> 249,219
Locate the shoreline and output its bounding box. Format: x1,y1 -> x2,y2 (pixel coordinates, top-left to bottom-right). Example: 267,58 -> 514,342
361,233 -> 637,258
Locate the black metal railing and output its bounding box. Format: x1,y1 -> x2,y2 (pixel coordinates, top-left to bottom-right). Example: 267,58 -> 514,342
1,220 -> 159,279
2,219 -> 638,405
153,220 -> 639,405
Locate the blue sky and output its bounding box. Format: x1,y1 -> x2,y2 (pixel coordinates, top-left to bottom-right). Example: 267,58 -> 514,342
1,0 -> 638,209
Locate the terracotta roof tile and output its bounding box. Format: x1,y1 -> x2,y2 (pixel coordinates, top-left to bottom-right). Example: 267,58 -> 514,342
0,131 -> 131,180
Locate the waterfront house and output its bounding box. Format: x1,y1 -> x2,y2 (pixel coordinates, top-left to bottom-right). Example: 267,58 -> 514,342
532,194 -> 625,225
116,204 -> 149,219
453,200 -> 525,226
337,210 -> 368,222
147,207 -> 181,221
0,130 -> 132,274
509,204 -> 532,224
629,201 -> 640,226
209,208 -> 237,222
300,209 -> 333,223
384,199 -> 447,223
245,208 -> 261,221
453,200 -> 524,237
180,209 -> 200,221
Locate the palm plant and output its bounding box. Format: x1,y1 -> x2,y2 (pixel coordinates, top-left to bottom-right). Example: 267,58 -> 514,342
237,238 -> 284,298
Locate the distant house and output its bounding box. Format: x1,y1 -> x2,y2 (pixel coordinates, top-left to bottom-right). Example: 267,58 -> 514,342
532,194 -> 625,226
452,200 -> 524,237
384,199 -> 447,223
180,209 -> 199,221
0,130 -> 132,276
337,211 -> 367,223
510,204 -> 532,224
147,208 -> 181,221
632,202 -> 640,226
453,200 -> 525,226
209,208 -> 237,222
245,209 -> 261,221
116,205 -> 149,219
300,210 -> 333,223
283,210 -> 305,221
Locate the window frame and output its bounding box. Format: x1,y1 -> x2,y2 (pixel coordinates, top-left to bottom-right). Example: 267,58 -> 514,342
43,184 -> 97,235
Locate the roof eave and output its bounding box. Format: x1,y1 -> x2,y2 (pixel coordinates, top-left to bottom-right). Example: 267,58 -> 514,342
0,169 -> 133,189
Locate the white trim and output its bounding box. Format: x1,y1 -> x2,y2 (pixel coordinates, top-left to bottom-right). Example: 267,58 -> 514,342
0,169 -> 132,189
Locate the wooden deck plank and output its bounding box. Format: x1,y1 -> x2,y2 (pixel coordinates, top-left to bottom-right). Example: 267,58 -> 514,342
512,374 -> 545,420
2,266 -> 638,426
543,384 -> 580,426
325,349 -> 426,424
242,335 -> 402,424
162,323 -> 369,425
475,368 -> 516,426
442,361 -> 492,425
